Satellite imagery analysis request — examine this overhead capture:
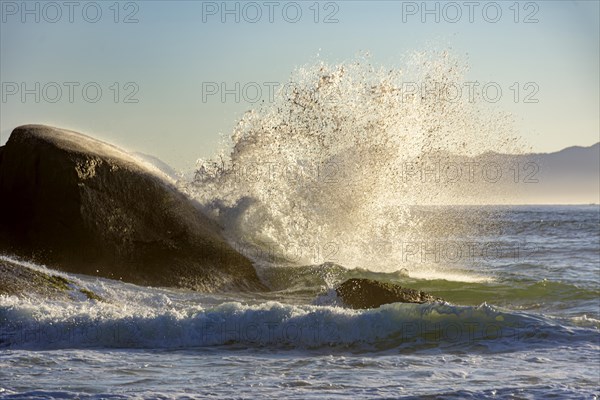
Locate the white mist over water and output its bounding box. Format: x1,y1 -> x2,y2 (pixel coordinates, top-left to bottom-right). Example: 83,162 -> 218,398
188,51 -> 526,277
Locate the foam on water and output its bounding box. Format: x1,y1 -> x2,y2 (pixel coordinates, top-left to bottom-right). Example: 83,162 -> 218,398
1,278 -> 594,351
402,268 -> 492,283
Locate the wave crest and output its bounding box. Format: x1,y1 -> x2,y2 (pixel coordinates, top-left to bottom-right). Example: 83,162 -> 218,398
188,51 -> 526,275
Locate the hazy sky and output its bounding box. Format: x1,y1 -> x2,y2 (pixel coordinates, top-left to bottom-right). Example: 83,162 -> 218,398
1,0 -> 599,169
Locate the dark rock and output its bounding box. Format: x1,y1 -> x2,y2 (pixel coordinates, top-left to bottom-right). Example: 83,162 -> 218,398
0,125 -> 266,292
0,258 -> 104,301
79,288 -> 103,301
335,278 -> 443,309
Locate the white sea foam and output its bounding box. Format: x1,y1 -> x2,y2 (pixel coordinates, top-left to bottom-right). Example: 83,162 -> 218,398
0,281 -> 589,351
407,268 -> 493,283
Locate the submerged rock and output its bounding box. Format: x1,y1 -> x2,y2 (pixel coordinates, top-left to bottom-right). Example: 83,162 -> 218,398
335,278 -> 443,309
0,125 -> 265,292
0,258 -> 104,301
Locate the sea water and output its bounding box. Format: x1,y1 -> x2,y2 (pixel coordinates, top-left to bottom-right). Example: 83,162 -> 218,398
1,206 -> 598,399
1,53 -> 599,399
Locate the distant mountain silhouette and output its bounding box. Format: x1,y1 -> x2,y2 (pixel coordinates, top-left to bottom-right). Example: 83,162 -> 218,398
453,143 -> 600,204
366,142 -> 600,204
518,143 -> 600,204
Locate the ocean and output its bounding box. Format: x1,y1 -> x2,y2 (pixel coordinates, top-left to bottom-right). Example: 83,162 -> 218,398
1,55 -> 599,399
1,205 -> 598,399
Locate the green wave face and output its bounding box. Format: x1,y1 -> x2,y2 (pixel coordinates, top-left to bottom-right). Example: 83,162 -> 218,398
257,262 -> 600,317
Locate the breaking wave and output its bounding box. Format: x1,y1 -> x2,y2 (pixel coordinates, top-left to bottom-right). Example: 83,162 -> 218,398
186,50 -> 527,279
1,292 -> 594,351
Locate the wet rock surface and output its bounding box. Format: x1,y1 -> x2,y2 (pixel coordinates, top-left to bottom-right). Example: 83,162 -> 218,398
336,278 -> 443,309
0,125 -> 266,292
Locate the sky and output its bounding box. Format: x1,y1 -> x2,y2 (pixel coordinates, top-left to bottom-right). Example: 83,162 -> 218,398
1,0 -> 599,169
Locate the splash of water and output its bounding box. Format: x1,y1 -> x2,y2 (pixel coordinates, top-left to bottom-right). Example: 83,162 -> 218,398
187,51 -> 525,275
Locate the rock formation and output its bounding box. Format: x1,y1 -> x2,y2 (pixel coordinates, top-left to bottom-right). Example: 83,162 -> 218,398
0,258 -> 103,301
335,278 -> 442,309
0,125 -> 266,292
